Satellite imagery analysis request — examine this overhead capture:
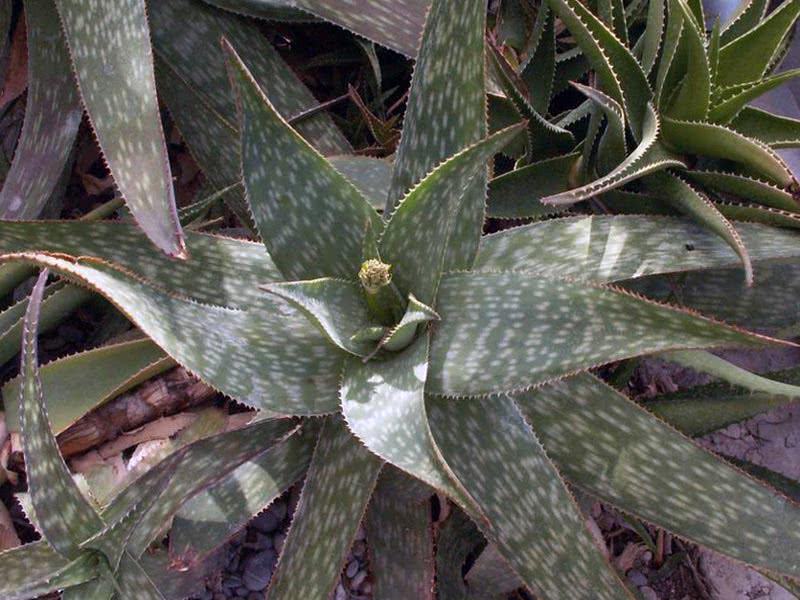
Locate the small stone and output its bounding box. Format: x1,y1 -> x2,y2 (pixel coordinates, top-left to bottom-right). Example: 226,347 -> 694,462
641,551 -> 653,563
346,560 -> 359,578
354,526 -> 366,541
271,500 -> 288,522
227,554 -> 240,572
335,583 -> 347,600
255,532 -> 273,549
235,587 -> 249,597
252,511 -> 279,534
242,549 -> 277,591
627,569 -> 647,587
58,323 -> 85,344
352,540 -> 366,558
351,570 -> 367,590
640,586 -> 658,600
247,594 -> 261,600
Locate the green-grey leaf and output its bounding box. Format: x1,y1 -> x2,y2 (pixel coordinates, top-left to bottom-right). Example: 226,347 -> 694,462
683,170 -> 800,212
380,294 -> 439,352
365,469 -> 435,600
0,0 -> 80,220
640,0 -> 665,74
428,395 -> 631,599
3,338 -> 170,435
427,271 -> 776,397
380,124 -> 525,306
645,364 -> 800,435
0,542 -> 99,600
170,426 -> 315,564
716,0 -> 800,87
475,215 -> 800,282
730,106 -> 800,148
265,417 -> 382,600
573,82 -> 627,175
720,0 -> 768,44
710,69 -> 800,124
225,40 -> 381,280
262,278 -> 373,356
329,155 -> 393,210
201,0 -> 313,21
517,373 -> 800,579
665,0 -> 710,121
341,335 -> 475,511
521,5 -> 556,113
1,253 -> 341,414
18,271 -> 104,557
662,117 -> 795,186
54,0 -> 185,256
435,508 -> 485,600
114,551 -> 167,600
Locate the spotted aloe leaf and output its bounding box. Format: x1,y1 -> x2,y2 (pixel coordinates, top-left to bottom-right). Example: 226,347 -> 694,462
224,41 -> 381,280
386,0 -> 488,274
0,253 -> 341,414
170,425 -> 316,564
549,0 -> 652,139
0,542 -> 100,600
328,156 -> 393,210
474,215 -> 800,282
435,508 -> 486,600
0,0 -> 81,220
54,0 -> 185,257
149,0 -> 350,226
0,220 -> 280,308
380,124 -> 525,306
265,417 -> 382,600
365,469 -> 435,600
645,364 -> 800,435
379,294 -> 439,352
517,373 -> 800,579
730,106 -> 800,148
465,545 -> 523,597
682,170 -> 800,212
114,551 -> 168,600
716,0 -> 800,87
428,395 -> 632,599
662,118 -> 794,186
3,337 -> 171,435
643,171 -> 753,285
427,271 -> 778,397
18,271 -> 105,557
201,0 -> 313,21
341,335 -> 475,511
486,153 -> 578,219
262,279 -> 373,356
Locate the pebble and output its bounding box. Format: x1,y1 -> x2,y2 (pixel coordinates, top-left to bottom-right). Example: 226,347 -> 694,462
252,511 -> 279,534
640,586 -> 658,600
351,570 -> 368,590
335,583 -> 347,600
352,540 -> 366,558
346,560 -> 360,578
271,500 -> 288,521
242,549 -> 277,591
627,569 -> 647,587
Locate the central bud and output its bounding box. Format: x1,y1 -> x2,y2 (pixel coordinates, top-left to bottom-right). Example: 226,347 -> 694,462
359,259 -> 392,293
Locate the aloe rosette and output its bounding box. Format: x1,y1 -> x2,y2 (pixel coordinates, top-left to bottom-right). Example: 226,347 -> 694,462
2,0 -> 800,598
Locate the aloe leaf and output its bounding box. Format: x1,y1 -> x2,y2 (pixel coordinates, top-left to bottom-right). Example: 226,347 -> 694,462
0,221 -> 279,308
18,270 -> 104,557
380,294 -> 439,352
385,0 -> 487,274
265,417 -> 382,600
427,271 -> 777,397
488,45 -> 576,163
520,5 -> 556,114
224,42 -> 381,281
572,83 -> 627,175
380,124 -> 525,306
149,0 -> 349,227
436,508 -> 485,600
710,69 -> 800,124
61,576 -> 115,600
465,545 -> 523,597
0,282 -> 93,367
640,0 -> 665,74
598,0 -> 629,43
543,104 -> 684,206
655,0 -> 685,106
665,0 -> 710,121
716,0 -> 800,87
138,548 -> 220,600
0,0 -> 80,220
549,0 -> 652,139
517,373 -> 800,579
720,0 -> 768,43
644,172 -> 753,285
486,153 -> 578,219
365,469 -> 435,600
54,0 -> 184,257
662,117 -> 795,186
170,426 -> 315,564
646,364 -> 800,435
341,334 -> 475,510
201,0 -> 313,21
329,156 -> 393,210
715,202 -> 800,227
0,541 -> 100,600
1,253 -> 341,414
730,106 -> 800,147
475,215 -> 800,282
262,279 -> 373,356
3,338 -> 170,435
115,551 -> 167,600
683,170 -> 800,212
428,395 -> 631,599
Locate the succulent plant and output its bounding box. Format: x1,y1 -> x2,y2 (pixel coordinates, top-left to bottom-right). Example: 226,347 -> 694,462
2,0 -> 800,599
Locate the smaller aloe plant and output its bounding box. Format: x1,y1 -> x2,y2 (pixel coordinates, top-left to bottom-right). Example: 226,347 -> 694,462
1,0 -> 800,599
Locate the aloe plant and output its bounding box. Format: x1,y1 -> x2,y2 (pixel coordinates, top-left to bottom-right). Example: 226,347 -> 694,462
2,0 -> 800,598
